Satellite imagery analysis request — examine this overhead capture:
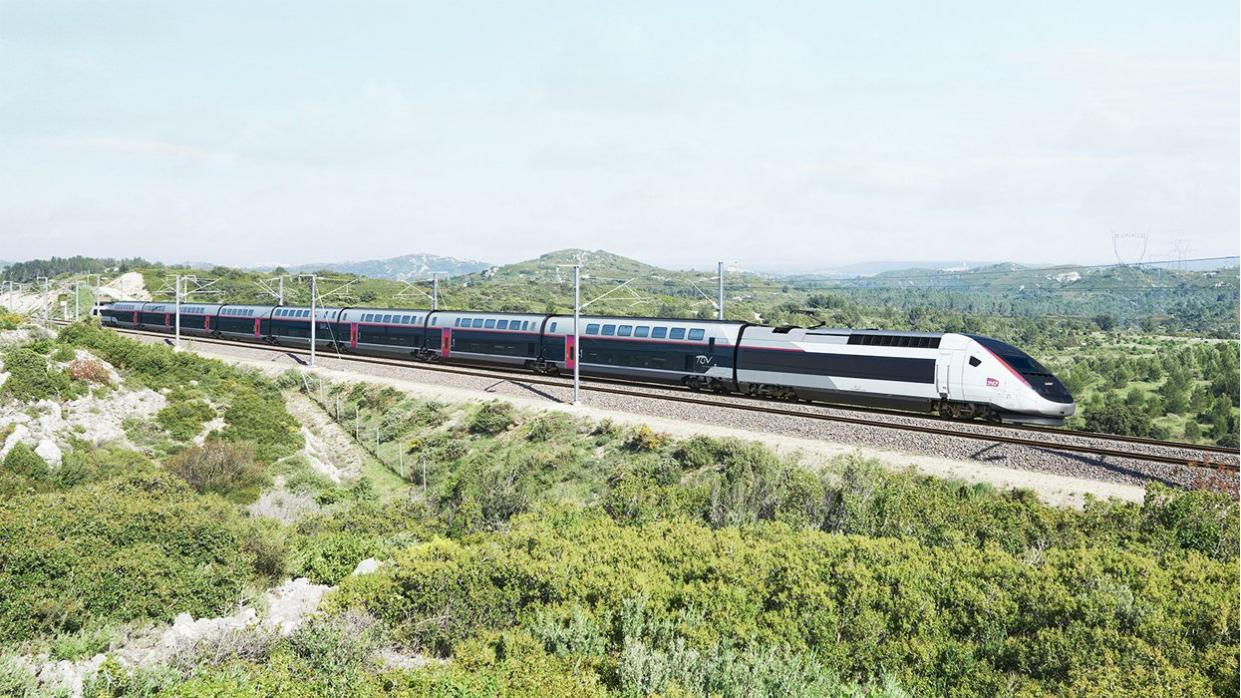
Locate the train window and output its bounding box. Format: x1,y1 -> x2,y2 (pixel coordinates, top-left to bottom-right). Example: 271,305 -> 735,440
635,326 -> 649,338
669,328 -> 686,340
431,317 -> 437,325
652,327 -> 667,339
497,320 -> 508,330
549,322 -> 556,333
602,324 -> 616,336
469,318 -> 481,328
521,321 -> 530,330
485,319 -> 496,329
688,329 -> 705,341
618,326 -> 632,337
969,356 -> 982,367
586,324 -> 599,335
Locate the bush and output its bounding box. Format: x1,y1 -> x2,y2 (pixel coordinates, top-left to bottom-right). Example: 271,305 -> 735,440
468,401 -> 515,435
218,386 -> 302,464
0,468 -> 260,644
156,395 -> 216,441
66,358 -> 112,385
287,609 -> 384,684
625,425 -> 666,452
2,442 -> 49,481
0,311 -> 22,331
332,508 -> 1239,696
0,347 -> 73,402
165,442 -> 264,499
526,412 -> 576,442
291,532 -> 382,585
0,657 -> 37,697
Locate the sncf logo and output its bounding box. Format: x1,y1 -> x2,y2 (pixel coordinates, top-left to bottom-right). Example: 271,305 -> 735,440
986,377 -> 1000,387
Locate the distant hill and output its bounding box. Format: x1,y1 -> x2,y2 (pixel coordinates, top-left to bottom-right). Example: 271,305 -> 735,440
260,253 -> 491,281
471,249 -> 669,284
759,260 -> 1001,277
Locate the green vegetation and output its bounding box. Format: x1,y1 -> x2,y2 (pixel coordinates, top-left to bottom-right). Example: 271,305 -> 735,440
0,346 -> 75,403
0,321 -> 1236,696
333,507 -> 1235,696
1043,336 -> 1239,445
155,393 -> 216,441
165,442 -> 264,501
0,456 -> 263,645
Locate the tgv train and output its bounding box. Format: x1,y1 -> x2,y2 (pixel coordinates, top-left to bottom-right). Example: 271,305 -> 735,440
98,301 -> 1076,425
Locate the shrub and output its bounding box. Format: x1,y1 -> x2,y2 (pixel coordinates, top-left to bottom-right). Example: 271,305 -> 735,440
165,442 -> 264,499
287,609 -> 384,686
332,508 -> 1239,696
0,311 -> 22,331
3,442 -> 49,481
50,626 -> 114,660
156,395 -> 216,441
0,347 -> 73,402
0,657 -> 37,697
0,469 -> 259,644
468,401 -> 515,435
625,425 -> 666,452
66,358 -> 112,385
291,532 -> 383,585
526,412 -> 576,442
218,386 -> 302,464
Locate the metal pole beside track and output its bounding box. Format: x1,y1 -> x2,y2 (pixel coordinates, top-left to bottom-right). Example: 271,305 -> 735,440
174,274 -> 182,351
309,275 -> 317,368
573,264 -> 581,406
717,261 -> 724,321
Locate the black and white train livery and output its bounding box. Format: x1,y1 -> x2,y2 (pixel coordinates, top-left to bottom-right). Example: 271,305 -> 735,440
98,302 -> 1075,425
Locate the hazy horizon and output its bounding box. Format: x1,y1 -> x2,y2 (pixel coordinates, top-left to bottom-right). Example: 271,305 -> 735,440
2,2 -> 1237,268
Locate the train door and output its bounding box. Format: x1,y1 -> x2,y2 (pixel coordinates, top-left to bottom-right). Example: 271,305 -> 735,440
253,318 -> 261,338
440,328 -> 451,359
350,323 -> 359,349
936,352 -> 953,398
565,334 -> 576,370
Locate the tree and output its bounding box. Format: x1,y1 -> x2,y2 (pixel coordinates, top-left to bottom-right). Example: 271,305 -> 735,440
1093,314 -> 1116,331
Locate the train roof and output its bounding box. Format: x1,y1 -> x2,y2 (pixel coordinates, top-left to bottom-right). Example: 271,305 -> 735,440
99,300 -> 949,337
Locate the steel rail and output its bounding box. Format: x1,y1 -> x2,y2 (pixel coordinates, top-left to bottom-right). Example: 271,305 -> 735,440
62,321 -> 1240,471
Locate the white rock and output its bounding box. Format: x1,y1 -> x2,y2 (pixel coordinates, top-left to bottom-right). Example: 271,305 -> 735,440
34,438 -> 62,466
352,558 -> 383,576
0,423 -> 30,459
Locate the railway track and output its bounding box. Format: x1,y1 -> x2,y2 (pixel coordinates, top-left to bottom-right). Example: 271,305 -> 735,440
57,321 -> 1241,472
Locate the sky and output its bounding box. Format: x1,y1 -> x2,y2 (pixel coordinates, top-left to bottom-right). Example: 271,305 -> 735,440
1,1 -> 1237,270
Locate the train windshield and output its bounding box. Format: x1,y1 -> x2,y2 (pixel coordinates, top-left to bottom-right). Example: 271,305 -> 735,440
969,335 -> 1074,404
